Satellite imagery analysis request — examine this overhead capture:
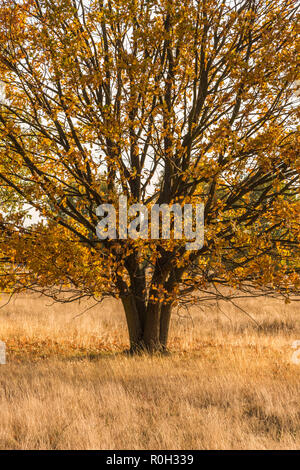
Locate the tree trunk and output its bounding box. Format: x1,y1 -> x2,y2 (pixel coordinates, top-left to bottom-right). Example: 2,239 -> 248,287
122,294 -> 173,354
159,303 -> 172,351
121,294 -> 143,353
142,302 -> 162,352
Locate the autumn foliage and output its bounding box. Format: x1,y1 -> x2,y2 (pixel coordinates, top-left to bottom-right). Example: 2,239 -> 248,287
0,0 -> 299,352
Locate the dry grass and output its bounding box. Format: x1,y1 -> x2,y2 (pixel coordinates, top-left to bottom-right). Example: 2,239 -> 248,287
0,293 -> 299,450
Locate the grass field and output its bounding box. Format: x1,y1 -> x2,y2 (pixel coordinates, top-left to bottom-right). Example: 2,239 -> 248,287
0,293 -> 299,450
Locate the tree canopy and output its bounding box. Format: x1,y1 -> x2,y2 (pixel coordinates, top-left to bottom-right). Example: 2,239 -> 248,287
0,0 -> 299,352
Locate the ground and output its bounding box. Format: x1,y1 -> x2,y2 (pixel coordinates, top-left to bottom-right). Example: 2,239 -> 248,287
0,293 -> 299,449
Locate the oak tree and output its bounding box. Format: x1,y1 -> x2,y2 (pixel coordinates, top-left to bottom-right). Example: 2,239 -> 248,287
0,0 -> 299,352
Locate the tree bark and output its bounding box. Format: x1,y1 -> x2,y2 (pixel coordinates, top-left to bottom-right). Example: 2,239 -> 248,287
159,303 -> 172,351
121,294 -> 173,353
142,302 -> 162,352
121,294 -> 143,353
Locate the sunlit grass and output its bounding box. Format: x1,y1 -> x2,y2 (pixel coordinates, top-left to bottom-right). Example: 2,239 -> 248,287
0,293 -> 299,449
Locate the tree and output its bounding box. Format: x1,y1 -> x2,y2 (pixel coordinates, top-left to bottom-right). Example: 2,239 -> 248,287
0,0 -> 299,353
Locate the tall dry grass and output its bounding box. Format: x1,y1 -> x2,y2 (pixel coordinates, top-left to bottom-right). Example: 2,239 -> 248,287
0,293 -> 299,449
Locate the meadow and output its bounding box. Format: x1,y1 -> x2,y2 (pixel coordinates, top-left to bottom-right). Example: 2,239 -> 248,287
0,293 -> 299,450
